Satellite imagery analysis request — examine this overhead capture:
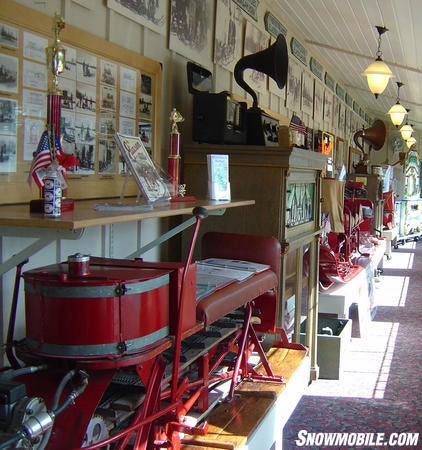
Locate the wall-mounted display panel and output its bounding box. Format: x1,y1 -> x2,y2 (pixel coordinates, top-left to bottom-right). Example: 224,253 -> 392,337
0,0 -> 162,204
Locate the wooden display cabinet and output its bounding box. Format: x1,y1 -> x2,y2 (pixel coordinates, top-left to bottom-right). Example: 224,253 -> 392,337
183,144 -> 327,379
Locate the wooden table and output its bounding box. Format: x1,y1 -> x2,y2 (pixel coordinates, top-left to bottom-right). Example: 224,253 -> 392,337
0,198 -> 254,275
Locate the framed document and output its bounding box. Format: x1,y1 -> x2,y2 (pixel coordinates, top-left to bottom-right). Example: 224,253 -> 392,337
114,132 -> 170,203
348,146 -> 363,174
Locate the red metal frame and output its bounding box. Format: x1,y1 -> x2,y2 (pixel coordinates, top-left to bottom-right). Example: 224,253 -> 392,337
4,209 -> 301,450
318,198 -> 373,290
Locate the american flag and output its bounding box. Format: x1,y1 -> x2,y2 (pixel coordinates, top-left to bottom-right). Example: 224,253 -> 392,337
289,114 -> 306,135
28,130 -> 63,188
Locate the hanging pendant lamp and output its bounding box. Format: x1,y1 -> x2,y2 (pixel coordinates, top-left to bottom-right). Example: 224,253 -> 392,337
388,82 -> 407,127
400,110 -> 413,141
362,26 -> 393,98
406,136 -> 417,149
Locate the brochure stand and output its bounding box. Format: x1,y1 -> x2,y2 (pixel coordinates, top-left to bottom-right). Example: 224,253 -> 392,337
94,133 -> 172,212
93,172 -> 152,212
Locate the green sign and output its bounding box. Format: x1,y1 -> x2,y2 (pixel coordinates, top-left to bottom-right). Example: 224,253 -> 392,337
233,0 -> 259,21
310,57 -> 323,80
324,72 -> 335,91
291,37 -> 307,65
353,101 -> 360,113
336,84 -> 345,101
264,11 -> 287,38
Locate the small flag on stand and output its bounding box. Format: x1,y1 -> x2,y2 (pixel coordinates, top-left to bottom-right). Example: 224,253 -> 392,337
28,130 -> 64,188
289,113 -> 306,148
289,113 -> 306,135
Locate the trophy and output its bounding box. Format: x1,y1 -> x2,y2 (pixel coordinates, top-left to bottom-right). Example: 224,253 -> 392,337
45,13 -> 66,138
167,108 -> 195,201
29,13 -> 77,213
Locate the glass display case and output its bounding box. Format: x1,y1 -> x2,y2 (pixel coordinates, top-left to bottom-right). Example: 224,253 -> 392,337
395,149 -> 421,245
395,199 -> 422,243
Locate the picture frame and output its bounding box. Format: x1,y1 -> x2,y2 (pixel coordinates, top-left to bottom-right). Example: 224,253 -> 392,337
335,137 -> 346,171
320,131 -> 334,157
314,130 -> 334,157
313,80 -> 324,122
169,0 -> 214,67
107,0 -> 167,36
114,132 -> 170,203
286,58 -> 302,110
348,146 -> 362,173
301,71 -> 313,116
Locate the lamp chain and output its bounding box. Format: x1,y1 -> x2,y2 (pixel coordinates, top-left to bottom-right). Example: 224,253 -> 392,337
376,34 -> 383,59
396,82 -> 403,102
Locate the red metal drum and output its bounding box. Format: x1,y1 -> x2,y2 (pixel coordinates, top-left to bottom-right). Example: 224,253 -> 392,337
22,256 -> 171,358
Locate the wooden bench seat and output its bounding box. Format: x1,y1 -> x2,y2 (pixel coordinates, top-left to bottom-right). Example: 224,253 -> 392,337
181,347 -> 310,450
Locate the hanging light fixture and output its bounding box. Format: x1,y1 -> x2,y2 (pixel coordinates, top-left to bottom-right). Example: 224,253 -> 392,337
388,82 -> 407,127
400,109 -> 413,141
406,136 -> 417,148
362,26 -> 393,98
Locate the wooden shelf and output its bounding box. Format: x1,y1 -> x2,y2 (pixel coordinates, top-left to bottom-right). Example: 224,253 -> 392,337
0,198 -> 254,231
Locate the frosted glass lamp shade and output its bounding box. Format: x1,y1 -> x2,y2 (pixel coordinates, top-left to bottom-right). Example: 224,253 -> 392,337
406,136 -> 416,148
388,102 -> 407,127
362,59 -> 393,97
400,123 -> 413,141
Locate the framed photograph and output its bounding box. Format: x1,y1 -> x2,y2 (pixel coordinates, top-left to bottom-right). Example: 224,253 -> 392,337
335,137 -> 346,171
23,31 -> 47,63
107,0 -> 167,36
114,132 -> 170,203
0,98 -> 17,134
313,80 -> 324,122
22,60 -> 46,90
100,60 -> 117,86
76,50 -> 97,85
243,21 -> 269,95
169,0 -> 214,67
348,147 -> 362,173
322,131 -> 334,157
214,0 -> 243,72
301,71 -> 313,116
323,89 -> 333,123
139,122 -> 152,149
315,131 -> 334,157
0,22 -> 18,48
286,58 -> 302,110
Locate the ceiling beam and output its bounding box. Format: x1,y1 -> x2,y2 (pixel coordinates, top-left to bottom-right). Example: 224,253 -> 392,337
344,84 -> 422,109
305,39 -> 422,75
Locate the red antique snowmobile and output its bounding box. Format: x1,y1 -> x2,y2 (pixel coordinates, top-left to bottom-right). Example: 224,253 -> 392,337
0,207 -> 301,449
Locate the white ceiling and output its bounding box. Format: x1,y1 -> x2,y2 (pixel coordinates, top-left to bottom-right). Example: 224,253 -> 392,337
271,0 -> 422,134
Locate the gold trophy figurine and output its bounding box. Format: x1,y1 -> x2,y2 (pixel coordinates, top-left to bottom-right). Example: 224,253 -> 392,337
167,108 -> 194,201
169,108 -> 184,136
46,13 -> 66,94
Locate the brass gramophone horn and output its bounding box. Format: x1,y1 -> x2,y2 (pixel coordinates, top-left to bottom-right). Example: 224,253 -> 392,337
353,120 -> 386,152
